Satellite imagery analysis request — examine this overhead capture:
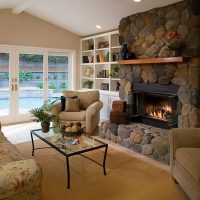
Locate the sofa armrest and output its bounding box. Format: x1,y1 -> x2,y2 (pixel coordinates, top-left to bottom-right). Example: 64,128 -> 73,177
169,128 -> 200,172
0,159 -> 42,199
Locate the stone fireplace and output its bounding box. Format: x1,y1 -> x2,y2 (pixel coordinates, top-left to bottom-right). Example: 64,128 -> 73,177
118,0 -> 200,128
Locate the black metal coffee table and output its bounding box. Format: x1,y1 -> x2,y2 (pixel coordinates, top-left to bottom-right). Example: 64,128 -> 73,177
30,127 -> 108,189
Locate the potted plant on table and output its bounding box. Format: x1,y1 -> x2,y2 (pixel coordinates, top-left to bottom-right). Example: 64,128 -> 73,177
30,100 -> 59,133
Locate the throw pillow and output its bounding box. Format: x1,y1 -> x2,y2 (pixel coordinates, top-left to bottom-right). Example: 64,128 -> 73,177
65,98 -> 80,112
60,95 -> 78,111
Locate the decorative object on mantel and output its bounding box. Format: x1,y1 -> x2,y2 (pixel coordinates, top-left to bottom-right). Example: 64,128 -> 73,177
167,32 -> 184,57
120,43 -> 136,60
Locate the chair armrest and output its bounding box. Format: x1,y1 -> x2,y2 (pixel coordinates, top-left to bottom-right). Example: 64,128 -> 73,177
86,101 -> 103,117
50,101 -> 62,116
0,159 -> 42,199
169,128 -> 200,172
85,101 -> 103,135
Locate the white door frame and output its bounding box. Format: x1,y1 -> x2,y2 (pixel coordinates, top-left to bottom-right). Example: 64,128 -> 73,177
0,45 -> 76,124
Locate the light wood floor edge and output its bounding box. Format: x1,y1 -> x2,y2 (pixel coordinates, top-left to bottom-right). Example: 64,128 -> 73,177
94,136 -> 170,172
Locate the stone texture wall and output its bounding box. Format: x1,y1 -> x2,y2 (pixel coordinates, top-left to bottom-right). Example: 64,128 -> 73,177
118,0 -> 200,128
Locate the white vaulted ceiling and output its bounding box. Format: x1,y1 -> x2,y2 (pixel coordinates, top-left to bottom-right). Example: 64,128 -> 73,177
0,0 -> 183,36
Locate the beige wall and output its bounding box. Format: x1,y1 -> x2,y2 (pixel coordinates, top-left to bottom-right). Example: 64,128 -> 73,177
0,9 -> 80,89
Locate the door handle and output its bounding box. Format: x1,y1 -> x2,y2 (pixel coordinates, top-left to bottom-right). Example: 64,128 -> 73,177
15,84 -> 17,91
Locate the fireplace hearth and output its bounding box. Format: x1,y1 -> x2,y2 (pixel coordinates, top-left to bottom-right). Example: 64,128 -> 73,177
128,83 -> 178,129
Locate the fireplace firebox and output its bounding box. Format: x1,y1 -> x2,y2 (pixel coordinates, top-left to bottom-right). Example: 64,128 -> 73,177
127,83 -> 179,129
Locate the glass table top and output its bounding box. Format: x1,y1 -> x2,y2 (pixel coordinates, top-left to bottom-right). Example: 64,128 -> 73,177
31,127 -> 107,156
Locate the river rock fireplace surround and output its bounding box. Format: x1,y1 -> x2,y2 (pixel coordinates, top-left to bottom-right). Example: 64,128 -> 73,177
118,0 -> 200,129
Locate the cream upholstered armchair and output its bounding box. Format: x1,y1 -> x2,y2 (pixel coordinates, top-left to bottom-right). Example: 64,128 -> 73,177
51,90 -> 103,135
169,128 -> 200,200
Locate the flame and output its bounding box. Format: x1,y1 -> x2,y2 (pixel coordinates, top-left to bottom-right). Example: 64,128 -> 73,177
148,105 -> 172,121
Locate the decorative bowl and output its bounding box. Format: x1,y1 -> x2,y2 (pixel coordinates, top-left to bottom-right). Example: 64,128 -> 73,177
60,125 -> 84,138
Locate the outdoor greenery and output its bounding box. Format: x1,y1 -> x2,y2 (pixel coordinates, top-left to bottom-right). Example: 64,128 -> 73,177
36,82 -> 67,91
49,82 -> 56,89
19,71 -> 33,82
0,53 -> 68,64
60,82 -> 66,89
0,72 -> 9,81
0,71 -> 33,82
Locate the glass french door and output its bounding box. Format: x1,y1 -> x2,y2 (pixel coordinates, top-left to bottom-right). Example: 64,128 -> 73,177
48,53 -> 69,100
0,49 -> 16,123
0,47 -> 72,124
18,52 -> 44,115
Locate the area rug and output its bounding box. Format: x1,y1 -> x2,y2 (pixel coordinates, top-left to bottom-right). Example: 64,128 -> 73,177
16,140 -> 188,200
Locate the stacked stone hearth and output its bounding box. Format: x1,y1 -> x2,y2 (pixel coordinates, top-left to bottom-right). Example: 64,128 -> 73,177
100,0 -> 200,164
100,122 -> 170,164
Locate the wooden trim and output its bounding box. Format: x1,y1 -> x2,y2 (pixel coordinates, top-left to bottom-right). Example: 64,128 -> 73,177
118,57 -> 184,65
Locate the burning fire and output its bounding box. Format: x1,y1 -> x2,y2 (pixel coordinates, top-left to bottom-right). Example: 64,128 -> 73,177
148,105 -> 172,121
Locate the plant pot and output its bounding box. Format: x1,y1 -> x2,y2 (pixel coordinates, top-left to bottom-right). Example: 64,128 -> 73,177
41,122 -> 50,133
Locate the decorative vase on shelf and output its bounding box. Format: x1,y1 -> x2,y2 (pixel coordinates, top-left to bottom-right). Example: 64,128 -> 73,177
121,43 -> 129,60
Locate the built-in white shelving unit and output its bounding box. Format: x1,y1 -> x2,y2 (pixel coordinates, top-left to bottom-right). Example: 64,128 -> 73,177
80,30 -> 121,92
80,30 -> 121,119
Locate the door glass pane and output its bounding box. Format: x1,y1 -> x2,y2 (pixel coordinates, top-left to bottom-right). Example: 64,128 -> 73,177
48,55 -> 68,100
0,53 -> 9,116
19,54 -> 43,114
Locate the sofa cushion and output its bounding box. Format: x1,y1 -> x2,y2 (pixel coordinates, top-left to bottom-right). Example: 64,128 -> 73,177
59,110 -> 86,121
0,132 -> 9,143
63,90 -> 99,110
176,147 -> 200,184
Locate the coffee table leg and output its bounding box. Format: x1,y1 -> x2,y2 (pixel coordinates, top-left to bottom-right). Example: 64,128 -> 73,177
66,156 -> 70,189
103,145 -> 108,175
30,132 -> 35,156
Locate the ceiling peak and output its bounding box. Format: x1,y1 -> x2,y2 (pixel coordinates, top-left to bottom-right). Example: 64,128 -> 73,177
12,0 -> 33,14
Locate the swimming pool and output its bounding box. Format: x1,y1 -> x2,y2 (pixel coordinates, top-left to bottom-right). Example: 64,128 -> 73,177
0,97 -> 58,109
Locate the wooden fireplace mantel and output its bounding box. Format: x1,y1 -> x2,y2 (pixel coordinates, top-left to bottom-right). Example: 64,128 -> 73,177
118,57 -> 185,65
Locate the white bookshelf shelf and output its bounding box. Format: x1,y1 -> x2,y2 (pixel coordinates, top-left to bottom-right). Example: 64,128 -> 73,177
81,30 -> 120,93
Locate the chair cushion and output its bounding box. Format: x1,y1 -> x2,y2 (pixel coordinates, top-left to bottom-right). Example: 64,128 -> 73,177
176,147 -> 200,184
60,95 -> 78,111
65,98 -> 80,112
63,90 -> 99,110
59,110 -> 86,121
